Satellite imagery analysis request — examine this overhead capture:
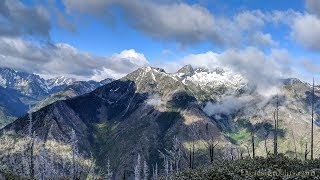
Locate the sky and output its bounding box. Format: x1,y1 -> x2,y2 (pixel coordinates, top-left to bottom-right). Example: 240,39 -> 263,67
0,0 -> 320,83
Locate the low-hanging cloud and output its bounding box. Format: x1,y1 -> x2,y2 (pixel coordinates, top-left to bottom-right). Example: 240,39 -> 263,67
203,96 -> 252,117
178,47 -> 292,97
146,94 -> 166,107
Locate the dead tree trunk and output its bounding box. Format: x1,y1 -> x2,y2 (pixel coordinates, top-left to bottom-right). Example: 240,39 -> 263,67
251,128 -> 255,159
230,148 -> 234,160
192,141 -> 195,169
209,138 -> 219,163
305,142 -> 310,161
245,145 -> 251,158
311,78 -> 315,160
264,138 -> 269,157
189,141 -> 195,169
28,107 -> 35,179
291,130 -> 298,159
273,95 -> 279,160
29,135 -> 35,179
236,148 -> 240,160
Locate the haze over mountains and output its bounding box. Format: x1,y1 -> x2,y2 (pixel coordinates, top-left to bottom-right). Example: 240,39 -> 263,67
0,64 -> 318,179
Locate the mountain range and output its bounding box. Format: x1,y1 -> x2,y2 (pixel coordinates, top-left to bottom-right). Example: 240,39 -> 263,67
0,65 -> 319,179
0,67 -> 113,128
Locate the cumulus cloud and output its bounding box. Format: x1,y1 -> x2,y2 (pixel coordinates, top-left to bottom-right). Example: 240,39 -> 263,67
63,0 -> 220,46
234,10 -> 266,31
250,32 -> 278,48
45,0 -> 76,32
109,49 -> 149,73
61,0 -> 284,48
300,59 -> 320,74
306,0 -> 320,17
290,14 -> 320,51
0,0 -> 50,38
181,47 -> 292,79
63,0 -> 114,15
173,47 -> 293,98
0,37 -> 149,80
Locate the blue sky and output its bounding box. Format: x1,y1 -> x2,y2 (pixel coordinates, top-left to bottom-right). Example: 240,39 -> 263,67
49,0 -> 305,59
0,0 -> 320,82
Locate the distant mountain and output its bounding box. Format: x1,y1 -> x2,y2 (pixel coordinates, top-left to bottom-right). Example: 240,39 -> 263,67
0,65 -> 319,179
0,67 -> 113,128
32,78 -> 113,111
0,86 -> 33,128
0,67 -> 75,99
45,76 -> 76,94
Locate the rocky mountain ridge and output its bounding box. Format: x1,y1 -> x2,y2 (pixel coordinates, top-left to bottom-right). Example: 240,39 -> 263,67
0,67 -> 113,127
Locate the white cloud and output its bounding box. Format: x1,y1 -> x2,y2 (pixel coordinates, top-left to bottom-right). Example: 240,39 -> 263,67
251,32 -> 278,48
146,94 -> 166,107
300,59 -> 320,74
306,0 -> 320,17
63,0 -> 114,15
203,95 -> 252,117
63,0 -> 219,46
110,49 -> 149,68
290,14 -> 320,51
162,47 -> 294,98
0,37 -> 149,80
0,0 -> 50,38
90,68 -> 126,81
234,10 -> 265,31
61,0 -> 284,48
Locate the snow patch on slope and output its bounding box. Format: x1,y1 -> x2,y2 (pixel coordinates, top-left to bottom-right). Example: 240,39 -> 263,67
0,76 -> 6,87
174,67 -> 247,89
46,76 -> 75,90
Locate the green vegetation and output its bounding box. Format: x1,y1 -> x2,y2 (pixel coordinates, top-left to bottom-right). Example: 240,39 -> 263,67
174,155 -> 320,179
227,128 -> 250,145
225,119 -> 252,145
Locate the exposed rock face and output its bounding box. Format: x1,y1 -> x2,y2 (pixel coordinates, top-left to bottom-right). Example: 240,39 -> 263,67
0,65 -> 319,179
32,78 -> 113,112
0,68 -> 76,98
0,67 -> 113,128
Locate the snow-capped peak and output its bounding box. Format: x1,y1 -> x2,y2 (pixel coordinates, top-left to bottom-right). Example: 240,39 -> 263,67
46,76 -> 76,90
174,65 -> 247,89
